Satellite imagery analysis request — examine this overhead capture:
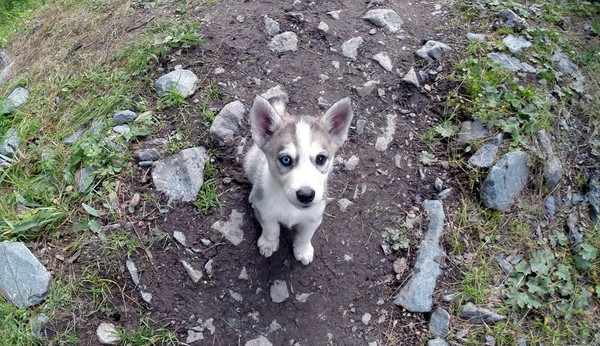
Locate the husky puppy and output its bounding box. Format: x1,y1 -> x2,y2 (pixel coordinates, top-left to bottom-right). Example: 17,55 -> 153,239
243,96 -> 353,265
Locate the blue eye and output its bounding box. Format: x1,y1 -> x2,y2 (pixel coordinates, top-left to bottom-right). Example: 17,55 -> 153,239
280,155 -> 292,166
316,155 -> 327,166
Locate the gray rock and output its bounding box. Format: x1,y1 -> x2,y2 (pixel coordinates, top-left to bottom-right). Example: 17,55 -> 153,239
566,212 -> 583,250
427,338 -> 449,346
499,9 -> 525,29
229,289 -> 243,302
355,80 -> 379,98
438,188 -> 452,200
76,166 -> 98,194
204,259 -> 214,275
415,41 -> 451,64
209,100 -> 246,146
263,16 -> 280,36
268,32 -> 298,53
270,280 -> 289,303
373,52 -> 393,71
502,35 -> 532,55
0,128 -> 19,161
572,193 -> 585,205
260,85 -> 289,105
468,133 -> 503,168
173,230 -> 187,246
544,156 -> 563,189
442,292 -> 460,302
394,200 -> 445,312
403,67 -> 420,87
345,155 -> 359,170
375,113 -> 396,152
429,307 -> 450,338
0,49 -> 9,67
0,241 -> 51,307
64,129 -> 84,144
327,10 -> 341,20
545,196 -> 556,215
356,118 -> 366,134
318,21 -> 330,34
245,336 -> 273,346
154,67 -> 198,97
362,312 -> 372,325
133,148 -> 160,162
152,147 -> 209,203
125,259 -> 140,285
113,110 -> 137,125
493,254 -> 513,274
362,9 -> 404,33
341,36 -> 364,60
239,266 -> 249,280
31,313 -> 50,338
180,260 -> 203,283
5,87 -> 29,112
434,177 -> 443,192
589,176 -> 599,226
0,62 -> 14,82
212,210 -> 245,246
96,322 -> 120,345
113,125 -> 130,134
338,198 -> 354,212
487,52 -> 537,73
466,33 -> 486,42
186,330 -> 204,343
480,151 -> 530,212
457,118 -> 491,145
459,302 -> 507,324
552,52 -> 578,75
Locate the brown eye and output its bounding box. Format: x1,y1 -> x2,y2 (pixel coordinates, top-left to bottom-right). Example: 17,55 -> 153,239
316,155 -> 327,166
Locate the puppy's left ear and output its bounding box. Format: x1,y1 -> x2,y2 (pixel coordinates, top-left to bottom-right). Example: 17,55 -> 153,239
320,97 -> 354,148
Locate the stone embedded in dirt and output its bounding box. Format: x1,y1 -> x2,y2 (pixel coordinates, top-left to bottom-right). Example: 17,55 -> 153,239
327,10 -> 341,20
415,40 -> 451,64
133,148 -> 160,162
456,118 -> 491,145
0,128 -> 19,166
270,280 -> 289,303
96,322 -> 120,345
442,292 -> 460,303
438,188 -> 452,200
318,21 -> 329,34
154,66 -> 198,97
372,52 -> 393,71
296,292 -> 311,302
552,52 -> 578,75
493,254 -> 513,274
486,52 -> 537,73
212,210 -> 245,246
502,34 -> 532,55
238,266 -> 249,280
356,118 -> 366,134
394,200 -> 445,312
344,155 -> 359,170
480,151 -> 530,212
566,212 -> 583,251
229,289 -> 243,302
112,124 -> 130,134
76,166 -> 99,194
402,67 -> 420,87
140,290 -> 152,303
588,176 -> 599,226
537,129 -> 563,189
204,259 -> 214,275
466,33 -> 486,42
260,85 -> 289,105
152,147 -> 209,203
429,307 -> 450,338
0,61 -> 13,82
0,49 -> 9,66
0,241 -> 52,307
338,198 -> 354,212
209,100 -> 246,146
64,129 -> 84,144
434,177 -> 443,192
5,87 -> 29,112
459,302 -> 507,324
545,196 -> 556,216
180,260 -> 203,283
173,230 -> 187,246
362,9 -> 404,33
393,257 -> 408,277
355,80 -> 379,98
213,67 -> 225,75
125,259 -> 140,285
31,313 -> 50,338
245,335 -> 273,346
499,9 -> 525,29
341,36 -> 364,60
468,133 -> 503,168
263,15 -> 280,36
362,312 -> 372,325
427,338 -> 450,346
375,113 -> 396,152
186,330 -> 204,343
268,31 -> 298,53
113,110 -> 137,125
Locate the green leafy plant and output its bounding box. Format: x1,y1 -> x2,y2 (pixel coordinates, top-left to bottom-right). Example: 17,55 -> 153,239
382,227 -> 410,251
419,151 -> 437,165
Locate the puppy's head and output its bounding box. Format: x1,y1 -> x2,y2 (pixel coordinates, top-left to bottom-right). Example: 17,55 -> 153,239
249,96 -> 353,209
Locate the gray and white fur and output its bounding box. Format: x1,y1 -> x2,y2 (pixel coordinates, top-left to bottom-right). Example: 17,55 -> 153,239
243,96 -> 353,265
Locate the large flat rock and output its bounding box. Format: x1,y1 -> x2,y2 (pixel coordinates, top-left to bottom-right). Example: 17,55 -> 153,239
152,147 -> 209,204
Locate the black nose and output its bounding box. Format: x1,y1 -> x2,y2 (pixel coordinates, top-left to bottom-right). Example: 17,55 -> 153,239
296,188 -> 315,204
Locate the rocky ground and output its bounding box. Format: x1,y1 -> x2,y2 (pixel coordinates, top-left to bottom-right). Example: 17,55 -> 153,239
1,0 -> 599,345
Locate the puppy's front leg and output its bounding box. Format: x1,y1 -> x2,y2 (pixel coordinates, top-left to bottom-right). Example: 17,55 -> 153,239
257,217 -> 280,258
293,219 -> 321,265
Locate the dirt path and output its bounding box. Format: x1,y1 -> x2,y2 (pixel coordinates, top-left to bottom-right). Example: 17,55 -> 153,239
118,1 -> 462,344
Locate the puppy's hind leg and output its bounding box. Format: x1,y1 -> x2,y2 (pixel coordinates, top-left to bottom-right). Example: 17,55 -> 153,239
293,219 -> 321,265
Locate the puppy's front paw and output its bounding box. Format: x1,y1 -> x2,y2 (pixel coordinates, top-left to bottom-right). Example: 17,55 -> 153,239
257,235 -> 279,258
293,243 -> 314,265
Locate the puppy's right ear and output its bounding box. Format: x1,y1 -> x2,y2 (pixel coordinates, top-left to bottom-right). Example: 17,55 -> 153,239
249,96 -> 283,147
